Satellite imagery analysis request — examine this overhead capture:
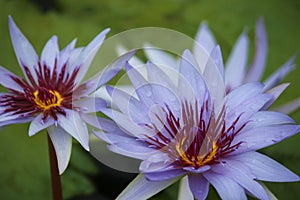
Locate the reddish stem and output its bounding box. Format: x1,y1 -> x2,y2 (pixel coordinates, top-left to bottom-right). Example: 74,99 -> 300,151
47,133 -> 63,200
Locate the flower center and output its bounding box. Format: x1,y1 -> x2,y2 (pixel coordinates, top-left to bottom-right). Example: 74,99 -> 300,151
33,88 -> 64,110
144,99 -> 245,170
176,140 -> 218,168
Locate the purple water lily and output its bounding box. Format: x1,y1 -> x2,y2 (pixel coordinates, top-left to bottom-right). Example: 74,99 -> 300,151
137,19 -> 299,114
0,16 -> 133,174
94,49 -> 300,199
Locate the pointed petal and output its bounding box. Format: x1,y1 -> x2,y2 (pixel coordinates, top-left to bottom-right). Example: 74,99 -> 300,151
245,18 -> 267,82
93,130 -> 142,146
233,124 -> 300,153
28,114 -> 55,136
225,30 -> 249,91
74,28 -> 110,84
263,56 -> 296,91
211,159 -> 269,200
93,123 -> 150,154
146,61 -> 176,91
203,171 -> 247,200
143,43 -> 179,70
260,183 -> 279,200
0,115 -> 33,126
105,109 -> 150,138
226,86 -> 273,130
58,110 -> 89,151
194,22 -> 216,52
247,111 -> 295,129
193,22 -> 217,72
108,143 -> 154,160
73,97 -> 107,113
74,50 -> 136,97
146,62 -> 180,112
8,16 -> 39,83
145,169 -> 186,181
203,53 -> 226,116
47,125 -> 72,174
273,97 -> 300,114
116,174 -> 179,200
210,45 -> 225,82
107,85 -> 150,123
96,50 -> 136,87
263,83 -> 289,110
188,174 -> 209,200
81,113 -> 125,135
0,66 -> 24,92
125,62 -> 155,107
40,36 -> 59,75
57,39 -> 77,72
229,152 -> 300,182
116,45 -> 144,66
178,49 -> 208,102
89,135 -> 141,173
140,153 -> 173,172
178,176 -> 194,200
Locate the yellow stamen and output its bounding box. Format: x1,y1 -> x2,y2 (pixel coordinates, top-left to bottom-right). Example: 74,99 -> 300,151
176,140 -> 218,167
33,90 -> 64,110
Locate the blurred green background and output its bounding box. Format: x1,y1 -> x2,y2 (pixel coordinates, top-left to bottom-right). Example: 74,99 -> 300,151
0,0 -> 300,199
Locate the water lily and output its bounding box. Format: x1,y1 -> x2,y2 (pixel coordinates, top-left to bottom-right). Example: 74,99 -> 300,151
128,19 -> 299,114
94,49 -> 300,199
0,16 -> 133,174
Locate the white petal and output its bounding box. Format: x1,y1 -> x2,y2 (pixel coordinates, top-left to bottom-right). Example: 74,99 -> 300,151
89,135 -> 141,173
245,18 -> 267,82
226,82 -> 264,110
229,152 -> 300,182
143,43 -> 179,70
125,62 -> 155,107
210,45 -> 225,82
57,39 -> 77,72
47,125 -> 72,174
8,16 -> 39,83
116,174 -> 179,200
211,159 -> 269,200
74,50 -> 136,98
178,176 -> 194,200
74,28 -> 110,84
58,110 -> 89,150
203,171 -> 247,200
263,83 -> 289,110
40,36 -> 59,75
273,97 -> 300,114
146,61 -> 176,91
263,56 -> 296,91
107,86 -> 150,123
188,174 -> 209,200
178,49 -> 208,102
225,30 -> 249,91
203,54 -> 226,116
233,124 -> 300,154
246,111 -> 295,130
116,45 -> 144,67
28,114 -> 55,136
193,22 -> 216,72
107,109 -> 151,138
73,97 -> 106,113
0,66 -> 24,92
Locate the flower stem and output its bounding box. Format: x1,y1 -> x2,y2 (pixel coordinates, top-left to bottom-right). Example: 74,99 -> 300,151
47,133 -> 63,200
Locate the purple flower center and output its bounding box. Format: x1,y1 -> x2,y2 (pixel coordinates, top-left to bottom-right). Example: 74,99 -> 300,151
0,60 -> 79,121
144,99 -> 245,169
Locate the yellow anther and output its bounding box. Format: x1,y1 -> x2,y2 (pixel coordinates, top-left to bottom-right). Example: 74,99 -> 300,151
33,90 -> 63,110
